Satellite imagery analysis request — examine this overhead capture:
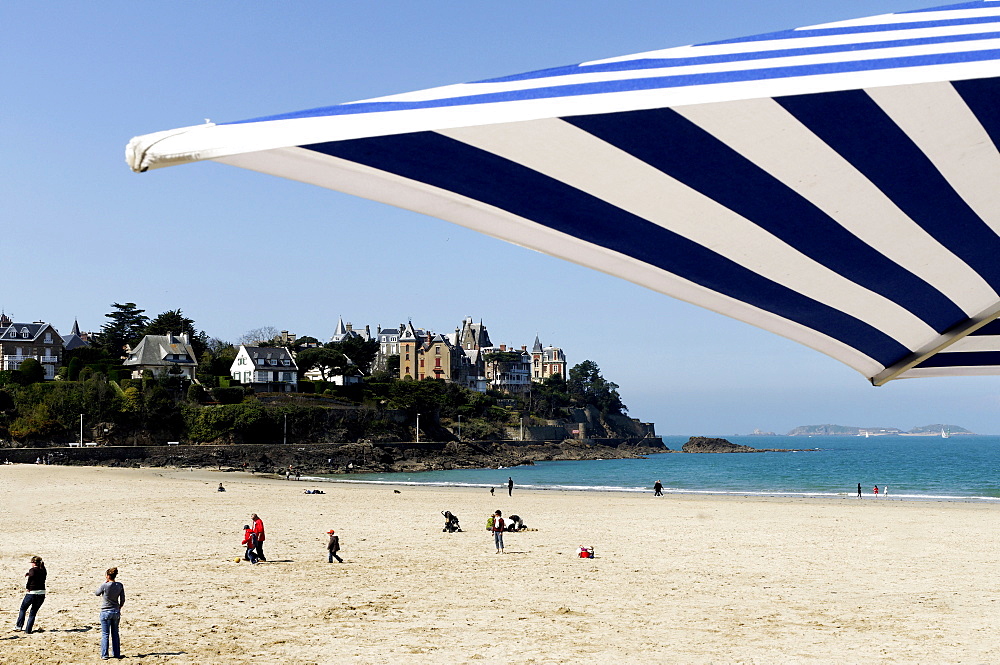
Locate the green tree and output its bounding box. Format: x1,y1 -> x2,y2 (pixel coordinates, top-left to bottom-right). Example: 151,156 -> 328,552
328,337 -> 379,375
99,302 -> 149,357
143,309 -> 208,357
297,348 -> 351,381
291,336 -> 320,353
567,360 -> 626,415
18,358 -> 45,384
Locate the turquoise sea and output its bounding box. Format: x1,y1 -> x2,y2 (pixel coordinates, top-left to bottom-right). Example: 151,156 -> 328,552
325,435 -> 1000,502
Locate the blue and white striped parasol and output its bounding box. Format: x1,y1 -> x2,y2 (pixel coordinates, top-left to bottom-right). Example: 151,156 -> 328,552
127,1 -> 1000,385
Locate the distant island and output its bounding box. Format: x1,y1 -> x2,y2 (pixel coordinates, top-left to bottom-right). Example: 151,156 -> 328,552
786,424 -> 974,437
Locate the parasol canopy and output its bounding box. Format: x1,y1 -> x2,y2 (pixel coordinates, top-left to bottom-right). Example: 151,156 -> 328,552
128,1 -> 1000,385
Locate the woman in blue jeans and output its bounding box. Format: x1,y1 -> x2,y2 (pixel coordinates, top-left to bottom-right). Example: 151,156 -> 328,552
95,566 -> 125,660
15,555 -> 46,633
491,510 -> 505,554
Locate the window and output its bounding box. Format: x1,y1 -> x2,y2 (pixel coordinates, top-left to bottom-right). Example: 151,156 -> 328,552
435,347 -> 440,355
44,333 -> 52,343
282,372 -> 292,381
420,359 -> 424,368
435,358 -> 441,368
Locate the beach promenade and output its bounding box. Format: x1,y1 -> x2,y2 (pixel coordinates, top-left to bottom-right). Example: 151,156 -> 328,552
1,464 -> 997,663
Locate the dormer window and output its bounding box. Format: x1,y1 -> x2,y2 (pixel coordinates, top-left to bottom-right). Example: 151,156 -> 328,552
21,328 -> 30,338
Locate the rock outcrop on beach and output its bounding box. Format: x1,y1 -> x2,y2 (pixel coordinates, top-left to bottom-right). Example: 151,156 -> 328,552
680,436 -> 814,453
682,437 -> 758,453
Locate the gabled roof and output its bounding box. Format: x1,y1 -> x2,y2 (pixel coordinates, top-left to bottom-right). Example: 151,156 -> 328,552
124,333 -> 197,367
239,345 -> 298,369
0,321 -> 63,345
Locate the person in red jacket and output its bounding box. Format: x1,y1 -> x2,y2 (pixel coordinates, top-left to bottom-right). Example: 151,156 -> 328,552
251,513 -> 266,561
241,525 -> 258,564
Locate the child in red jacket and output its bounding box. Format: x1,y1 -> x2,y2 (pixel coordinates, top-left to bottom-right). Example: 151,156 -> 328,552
242,525 -> 259,564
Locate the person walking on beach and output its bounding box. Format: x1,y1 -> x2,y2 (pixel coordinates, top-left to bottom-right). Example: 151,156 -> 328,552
857,483 -> 862,498
327,529 -> 343,563
653,480 -> 663,496
492,510 -> 505,554
873,485 -> 879,498
242,525 -> 259,564
507,477 -> 514,497
95,566 -> 125,660
14,556 -> 46,634
883,485 -> 888,499
251,513 -> 267,561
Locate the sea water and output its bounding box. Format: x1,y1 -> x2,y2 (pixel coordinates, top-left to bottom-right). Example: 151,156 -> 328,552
322,435 -> 1000,502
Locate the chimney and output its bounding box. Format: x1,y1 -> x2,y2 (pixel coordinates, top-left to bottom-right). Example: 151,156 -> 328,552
181,333 -> 190,345
500,344 -> 507,352
346,323 -> 353,332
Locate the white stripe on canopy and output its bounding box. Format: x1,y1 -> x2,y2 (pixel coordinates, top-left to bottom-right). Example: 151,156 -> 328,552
127,1 -> 1000,385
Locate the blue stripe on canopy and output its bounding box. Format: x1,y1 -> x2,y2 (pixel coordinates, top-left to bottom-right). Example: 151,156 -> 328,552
776,88 -> 1000,291
477,31 -> 1000,84
564,108 -> 968,333
304,132 -> 911,366
954,77 -> 1000,146
127,1 -> 1000,384
703,15 -> 1000,46
230,48 -> 1000,125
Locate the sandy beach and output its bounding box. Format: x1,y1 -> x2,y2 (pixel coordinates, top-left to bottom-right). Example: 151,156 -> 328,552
1,464 -> 997,664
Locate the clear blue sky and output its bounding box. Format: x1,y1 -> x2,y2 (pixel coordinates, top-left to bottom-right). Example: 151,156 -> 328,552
6,0 -> 997,435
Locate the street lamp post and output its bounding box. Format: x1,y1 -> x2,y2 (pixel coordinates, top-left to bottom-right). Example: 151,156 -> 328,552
79,413 -> 83,446
416,412 -> 421,444
283,414 -> 287,446
457,415 -> 462,442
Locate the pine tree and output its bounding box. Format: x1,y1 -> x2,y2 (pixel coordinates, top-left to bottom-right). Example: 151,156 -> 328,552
98,302 -> 149,358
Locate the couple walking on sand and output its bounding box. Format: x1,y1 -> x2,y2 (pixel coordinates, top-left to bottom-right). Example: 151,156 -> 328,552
15,556 -> 125,660
241,513 -> 267,564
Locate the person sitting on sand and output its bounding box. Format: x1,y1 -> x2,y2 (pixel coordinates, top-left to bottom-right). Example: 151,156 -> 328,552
218,483 -> 225,492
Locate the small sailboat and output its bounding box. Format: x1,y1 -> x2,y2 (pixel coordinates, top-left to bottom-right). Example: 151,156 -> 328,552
941,428 -> 950,439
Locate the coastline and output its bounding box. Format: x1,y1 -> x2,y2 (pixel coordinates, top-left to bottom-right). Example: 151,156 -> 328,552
3,464 -> 998,663
299,473 -> 1000,503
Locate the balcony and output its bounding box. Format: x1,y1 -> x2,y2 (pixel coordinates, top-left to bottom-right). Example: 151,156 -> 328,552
3,354 -> 60,364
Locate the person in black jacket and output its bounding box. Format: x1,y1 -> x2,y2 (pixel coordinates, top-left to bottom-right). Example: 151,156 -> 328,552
15,556 -> 46,634
327,529 -> 343,563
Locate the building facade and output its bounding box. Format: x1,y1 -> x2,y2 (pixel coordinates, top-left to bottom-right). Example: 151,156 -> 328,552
231,346 -> 298,392
530,336 -> 567,382
0,315 -> 64,379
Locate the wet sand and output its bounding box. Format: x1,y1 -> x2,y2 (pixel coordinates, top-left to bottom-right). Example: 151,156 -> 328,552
1,464 -> 997,663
